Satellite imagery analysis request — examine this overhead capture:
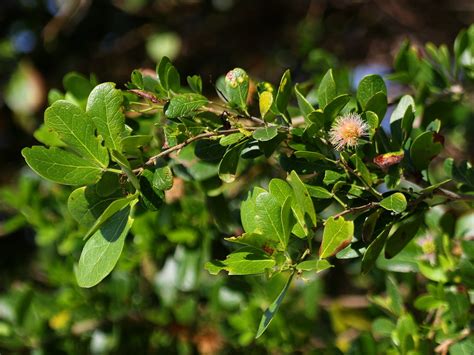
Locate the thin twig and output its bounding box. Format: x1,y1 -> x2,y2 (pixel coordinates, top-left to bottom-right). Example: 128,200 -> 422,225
132,127 -> 259,174
333,202 -> 379,219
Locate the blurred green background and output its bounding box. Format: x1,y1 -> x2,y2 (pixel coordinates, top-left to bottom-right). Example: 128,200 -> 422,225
1,1 -> 474,353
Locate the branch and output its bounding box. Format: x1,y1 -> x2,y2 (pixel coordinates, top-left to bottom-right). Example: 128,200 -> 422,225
132,127 -> 259,174
333,202 -> 379,219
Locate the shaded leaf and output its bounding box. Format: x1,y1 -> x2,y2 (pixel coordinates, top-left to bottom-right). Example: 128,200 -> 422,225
320,216 -> 354,258
165,93 -> 208,118
87,82 -> 126,151
255,273 -> 294,338
76,206 -> 133,288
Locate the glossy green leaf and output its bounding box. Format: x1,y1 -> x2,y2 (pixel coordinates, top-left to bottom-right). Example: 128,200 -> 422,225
361,226 -> 391,273
241,187 -> 266,233
219,132 -> 244,146
22,146 -> 104,186
84,195 -> 136,240
205,247 -> 276,276
165,93 -> 208,118
390,95 -> 415,125
306,185 -> 333,199
255,192 -> 289,248
86,82 -> 126,151
319,216 -> 354,258
255,272 -> 293,339
380,193 -> 407,213
139,170 -> 164,211
218,142 -> 245,183
68,186 -> 121,229
318,69 -> 336,109
76,206 -> 133,288
350,154 -> 373,186
153,166 -> 173,191
253,126 -> 278,142
323,94 -> 351,124
294,84 -> 314,118
275,69 -> 292,114
187,75 -> 202,94
110,150 -> 140,191
121,135 -> 153,152
225,232 -> 277,251
365,92 -> 387,121
356,74 -> 387,110
294,151 -> 327,162
410,131 -> 443,170
287,171 -> 317,230
385,215 -> 423,259
296,259 -> 333,272
268,178 -> 305,238
44,100 -> 108,168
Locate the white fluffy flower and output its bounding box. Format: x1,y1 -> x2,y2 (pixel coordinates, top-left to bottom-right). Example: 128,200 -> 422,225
329,113 -> 368,151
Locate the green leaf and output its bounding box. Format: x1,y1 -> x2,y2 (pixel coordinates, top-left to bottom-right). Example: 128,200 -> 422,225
153,166 -> 173,190
390,95 -> 415,125
385,214 -> 423,259
259,91 -> 274,119
187,75 -> 202,94
205,247 -> 275,276
224,68 -> 249,112
219,132 -> 244,146
306,185 -> 333,199
84,195 -> 136,240
380,193 -> 407,213
33,124 -> 65,147
110,150 -> 140,190
287,171 -> 317,229
86,82 -> 126,151
255,272 -> 294,339
356,74 -> 387,110
445,159 -> 474,188
275,69 -> 292,115
76,206 -> 133,288
225,232 -> 277,251
294,84 -> 314,118
68,186 -> 121,229
44,100 -> 109,168
22,146 -> 104,186
387,275 -> 404,316
361,226 -> 391,273
255,192 -> 289,248
450,338 -> 474,355
139,170 -> 164,211
241,187 -> 266,233
323,94 -> 351,125
410,131 -> 443,170
157,56 -> 180,93
218,142 -> 244,183
318,69 -> 336,110
253,126 -> 278,142
294,151 -> 327,162
413,295 -> 446,311
296,259 -> 333,272
365,91 -> 387,121
319,216 -> 354,258
268,178 -> 305,238
63,72 -> 94,104
121,135 -> 153,153
165,93 -> 209,118
350,154 -> 373,186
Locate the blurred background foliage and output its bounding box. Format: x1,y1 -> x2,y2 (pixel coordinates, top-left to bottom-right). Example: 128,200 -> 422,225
1,0 -> 474,353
